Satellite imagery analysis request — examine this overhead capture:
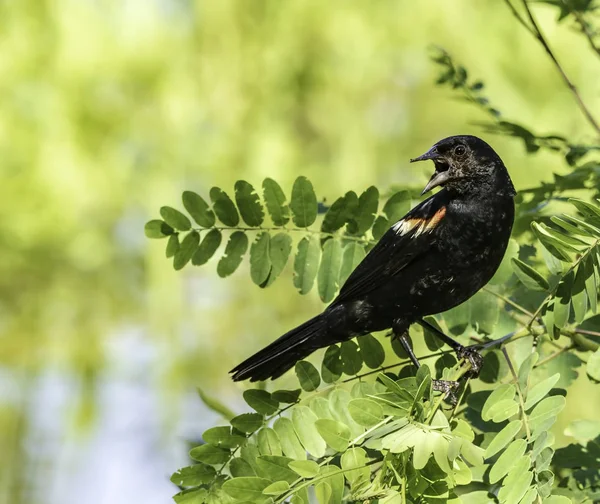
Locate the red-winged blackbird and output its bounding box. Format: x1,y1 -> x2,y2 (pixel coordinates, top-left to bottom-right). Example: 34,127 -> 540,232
231,135 -> 516,383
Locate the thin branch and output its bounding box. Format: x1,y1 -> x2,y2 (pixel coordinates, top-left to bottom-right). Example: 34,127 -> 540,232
517,0 -> 600,136
483,286 -> 536,318
502,348 -> 532,440
534,345 -> 573,368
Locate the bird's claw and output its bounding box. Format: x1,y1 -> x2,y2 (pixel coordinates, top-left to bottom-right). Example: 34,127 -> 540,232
432,379 -> 460,406
456,345 -> 484,378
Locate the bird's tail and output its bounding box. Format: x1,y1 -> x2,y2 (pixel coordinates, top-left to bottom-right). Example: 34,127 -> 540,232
230,315 -> 327,382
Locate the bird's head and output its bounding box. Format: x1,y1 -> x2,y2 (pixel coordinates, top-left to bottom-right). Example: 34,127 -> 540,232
411,135 -> 516,197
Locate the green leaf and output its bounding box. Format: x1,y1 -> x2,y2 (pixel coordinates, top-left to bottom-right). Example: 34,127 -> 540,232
319,465 -> 344,504
554,270 -> 574,328
271,389 -> 301,404
288,459 -> 319,478
292,406 -> 326,457
572,262 -> 588,324
341,447 -> 369,486
482,384 -> 515,422
318,238 -> 343,302
290,176 -> 317,227
166,233 -> 180,258
321,192 -> 357,233
518,352 -> 539,391
340,340 -> 362,375
210,187 -> 240,227
235,180 -> 264,227
315,482 -> 332,504
256,455 -> 297,483
497,467 -> 533,503
339,242 -> 366,287
249,232 -> 272,285
192,229 -> 222,266
182,191 -> 215,228
585,254 -> 597,314
372,215 -> 389,240
173,488 -> 208,504
383,190 -> 411,223
160,206 -> 192,231
469,291 -> 499,334
295,360 -> 321,391
189,444 -> 230,465
543,497 -> 574,504
570,197 -> 600,223
489,239 -> 519,285
484,420 -> 522,458
529,396 -> 566,433
174,230 -> 200,270
243,390 -> 279,415
257,427 -> 282,456
489,439 -> 527,483
321,345 -> 343,383
511,258 -> 550,291
262,480 -> 290,496
348,398 -> 384,426
265,232 -> 292,286
315,418 -> 351,452
196,387 -> 235,420
231,413 -> 263,434
203,426 -> 246,449
524,373 -> 560,410
357,334 -> 385,369
328,388 -> 363,439
293,235 -> 321,294
170,464 -> 216,486
216,231 -> 248,277
262,178 -> 290,226
532,222 -> 576,260
144,219 -> 175,238
222,477 -> 271,501
586,348 -> 600,381
347,186 -> 379,236
273,417 -> 306,460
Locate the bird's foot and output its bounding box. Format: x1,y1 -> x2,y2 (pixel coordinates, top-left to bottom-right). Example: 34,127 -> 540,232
456,345 -> 484,378
432,379 -> 460,406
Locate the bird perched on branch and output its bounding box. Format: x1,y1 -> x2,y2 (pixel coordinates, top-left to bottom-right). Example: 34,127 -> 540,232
231,135 -> 516,385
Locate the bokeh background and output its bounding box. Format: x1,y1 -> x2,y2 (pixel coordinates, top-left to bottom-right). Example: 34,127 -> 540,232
2,1 -> 599,503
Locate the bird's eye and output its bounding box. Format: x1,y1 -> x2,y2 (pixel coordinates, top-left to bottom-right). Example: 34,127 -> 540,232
454,145 -> 466,156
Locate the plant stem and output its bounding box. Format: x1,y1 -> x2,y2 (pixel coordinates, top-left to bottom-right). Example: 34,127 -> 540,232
502,348 -> 532,440
511,0 -> 600,136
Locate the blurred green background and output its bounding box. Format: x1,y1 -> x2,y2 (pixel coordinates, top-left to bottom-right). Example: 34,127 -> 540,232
1,1 -> 599,503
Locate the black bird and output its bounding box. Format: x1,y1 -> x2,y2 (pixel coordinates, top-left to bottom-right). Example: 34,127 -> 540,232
231,135 -> 516,383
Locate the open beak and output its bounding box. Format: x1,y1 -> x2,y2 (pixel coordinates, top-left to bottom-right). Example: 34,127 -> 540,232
410,147 -> 450,195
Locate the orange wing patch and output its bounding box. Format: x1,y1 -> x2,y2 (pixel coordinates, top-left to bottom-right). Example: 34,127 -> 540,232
393,207 -> 446,236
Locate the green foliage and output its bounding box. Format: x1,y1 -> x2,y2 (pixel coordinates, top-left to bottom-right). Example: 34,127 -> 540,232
153,3 -> 600,503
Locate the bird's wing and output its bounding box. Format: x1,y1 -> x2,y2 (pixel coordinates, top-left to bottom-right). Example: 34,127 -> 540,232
334,192 -> 449,304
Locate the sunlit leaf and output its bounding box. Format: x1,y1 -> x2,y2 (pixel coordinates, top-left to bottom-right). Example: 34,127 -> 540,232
315,418 -> 351,452
357,334 -> 385,369
265,232 -> 292,286
189,444 -> 230,465
293,235 -> 321,294
341,447 -> 370,486
222,477 -> 271,501
295,360 -> 321,391
292,406 -> 326,458
348,398 -> 384,426
170,464 -> 216,486
174,230 -> 200,270
273,417 -> 306,460
145,219 -> 175,238
554,270 -> 574,328
587,348 -> 600,381
192,229 -> 222,266
348,186 -> 379,235
572,262 -> 588,324
160,206 -> 192,231
511,258 -> 550,291
210,187 -> 240,227
524,373 -> 560,410
182,191 -> 215,228
484,420 -> 522,458
383,190 -> 411,223
235,180 -> 264,227
288,459 -> 319,478
489,439 -> 527,483
166,233 -> 180,258
318,238 -> 343,302
262,178 -> 290,226
243,389 -> 279,415
257,427 -> 282,456
231,413 -> 263,434
249,232 -> 271,285
216,231 -> 248,277
256,455 -> 297,483
339,242 -> 366,287
290,176 -> 317,227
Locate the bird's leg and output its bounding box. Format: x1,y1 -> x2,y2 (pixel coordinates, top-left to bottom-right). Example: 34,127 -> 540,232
391,323 -> 459,403
417,319 -> 484,377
